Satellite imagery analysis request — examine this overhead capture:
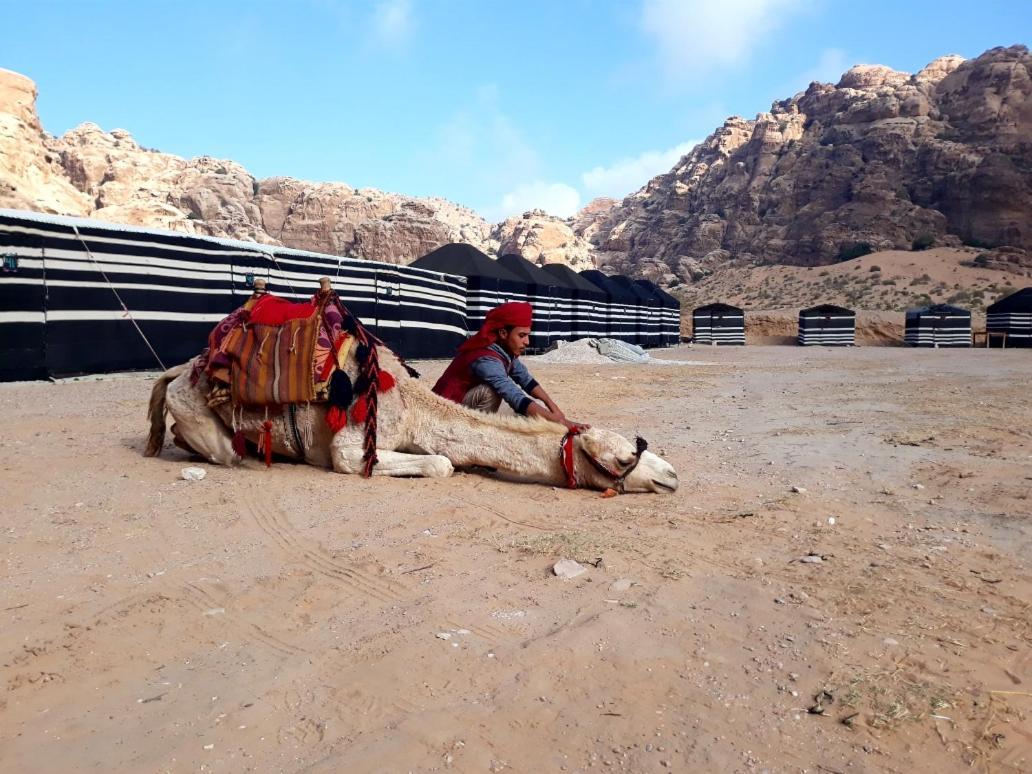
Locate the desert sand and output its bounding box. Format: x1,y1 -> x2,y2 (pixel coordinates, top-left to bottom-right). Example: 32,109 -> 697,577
2,346 -> 1031,773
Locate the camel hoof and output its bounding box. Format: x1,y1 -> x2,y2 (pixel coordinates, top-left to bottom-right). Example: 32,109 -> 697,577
428,456 -> 454,478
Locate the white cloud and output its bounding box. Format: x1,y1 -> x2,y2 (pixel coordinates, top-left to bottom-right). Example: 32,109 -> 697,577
432,87 -> 541,190
370,0 -> 414,49
486,182 -> 582,222
795,48 -> 849,89
640,0 -> 806,84
581,141 -> 700,199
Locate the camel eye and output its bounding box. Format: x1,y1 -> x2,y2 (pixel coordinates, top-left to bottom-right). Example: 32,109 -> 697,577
617,456 -> 633,467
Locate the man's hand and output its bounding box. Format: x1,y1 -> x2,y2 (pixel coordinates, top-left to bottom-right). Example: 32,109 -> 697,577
562,419 -> 591,432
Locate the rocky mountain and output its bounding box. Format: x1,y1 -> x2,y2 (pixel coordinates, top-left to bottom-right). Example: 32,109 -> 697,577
584,45 -> 1032,285
0,68 -> 495,264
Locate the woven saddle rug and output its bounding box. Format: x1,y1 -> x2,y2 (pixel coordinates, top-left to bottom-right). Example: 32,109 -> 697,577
201,293 -> 348,408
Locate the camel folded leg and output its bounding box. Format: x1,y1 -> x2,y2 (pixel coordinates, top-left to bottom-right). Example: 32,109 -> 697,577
331,448 -> 454,478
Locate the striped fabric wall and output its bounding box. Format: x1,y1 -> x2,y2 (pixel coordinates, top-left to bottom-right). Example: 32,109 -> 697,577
662,305 -> 681,345
1,211 -> 682,382
0,210 -> 467,380
986,311 -> 1032,346
798,309 -> 856,346
904,309 -> 972,347
574,294 -> 609,340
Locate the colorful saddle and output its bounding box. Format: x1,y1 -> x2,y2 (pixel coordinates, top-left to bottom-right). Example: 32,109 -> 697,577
193,283 -> 411,476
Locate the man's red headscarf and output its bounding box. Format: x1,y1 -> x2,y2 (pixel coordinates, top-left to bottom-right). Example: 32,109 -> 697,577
458,301 -> 533,352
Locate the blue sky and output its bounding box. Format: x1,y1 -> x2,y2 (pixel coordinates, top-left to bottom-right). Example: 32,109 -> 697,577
2,1 -> 1028,221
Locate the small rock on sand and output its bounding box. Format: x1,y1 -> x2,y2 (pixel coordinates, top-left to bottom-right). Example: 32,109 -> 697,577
553,559 -> 587,579
181,467 -> 206,481
609,578 -> 633,592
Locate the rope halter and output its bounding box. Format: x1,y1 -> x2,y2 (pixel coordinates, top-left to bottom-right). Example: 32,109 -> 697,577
560,429 -> 648,493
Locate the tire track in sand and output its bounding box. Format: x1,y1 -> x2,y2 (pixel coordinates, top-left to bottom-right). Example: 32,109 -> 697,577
243,491 -> 407,605
179,582 -> 307,658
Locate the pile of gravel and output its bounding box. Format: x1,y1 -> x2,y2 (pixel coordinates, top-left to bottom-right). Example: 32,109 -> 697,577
525,339 -> 702,366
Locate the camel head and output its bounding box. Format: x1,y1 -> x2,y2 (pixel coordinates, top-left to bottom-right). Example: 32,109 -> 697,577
575,428 -> 678,494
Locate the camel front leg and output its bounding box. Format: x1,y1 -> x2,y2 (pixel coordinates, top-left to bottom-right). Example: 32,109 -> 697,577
331,448 -> 455,478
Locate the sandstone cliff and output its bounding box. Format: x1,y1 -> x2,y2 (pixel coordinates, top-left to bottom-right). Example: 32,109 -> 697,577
491,209 -> 596,271
0,68 -> 495,264
584,45 -> 1032,284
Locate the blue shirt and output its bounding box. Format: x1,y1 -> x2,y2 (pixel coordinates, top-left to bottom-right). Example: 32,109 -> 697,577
470,343 -> 540,414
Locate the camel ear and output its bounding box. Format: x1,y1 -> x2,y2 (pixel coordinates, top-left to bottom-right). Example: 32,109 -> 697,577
636,436 -> 648,456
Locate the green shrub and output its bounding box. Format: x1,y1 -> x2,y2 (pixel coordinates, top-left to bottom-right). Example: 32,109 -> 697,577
836,242 -> 874,262
963,237 -> 996,249
911,234 -> 935,251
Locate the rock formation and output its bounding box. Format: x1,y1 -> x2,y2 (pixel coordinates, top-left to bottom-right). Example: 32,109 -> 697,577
584,45 -> 1032,283
492,209 -> 596,271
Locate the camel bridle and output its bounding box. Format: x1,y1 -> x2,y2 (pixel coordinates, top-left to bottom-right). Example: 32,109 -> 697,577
560,429 -> 648,493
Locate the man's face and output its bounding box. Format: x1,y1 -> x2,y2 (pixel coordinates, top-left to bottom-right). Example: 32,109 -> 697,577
497,325 -> 532,357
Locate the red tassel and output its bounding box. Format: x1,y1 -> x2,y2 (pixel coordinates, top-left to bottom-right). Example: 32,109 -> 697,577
232,429 -> 247,458
261,419 -> 273,468
326,405 -> 347,432
377,369 -> 396,392
351,396 -> 368,424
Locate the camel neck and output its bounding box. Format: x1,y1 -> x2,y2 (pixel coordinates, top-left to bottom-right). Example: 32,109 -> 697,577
404,383 -> 567,485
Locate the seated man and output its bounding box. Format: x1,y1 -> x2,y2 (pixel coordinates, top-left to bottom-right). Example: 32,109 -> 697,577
433,301 -> 588,431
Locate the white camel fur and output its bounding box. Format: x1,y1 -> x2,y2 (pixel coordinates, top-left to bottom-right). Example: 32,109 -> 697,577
146,345 -> 678,493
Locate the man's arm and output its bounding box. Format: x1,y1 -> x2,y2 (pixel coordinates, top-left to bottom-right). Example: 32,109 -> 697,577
510,360 -> 589,430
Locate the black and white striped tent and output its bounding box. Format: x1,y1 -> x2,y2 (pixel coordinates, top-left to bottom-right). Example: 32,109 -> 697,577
692,303 -> 745,345
0,210 -> 468,381
540,263 -> 608,340
798,304 -> 856,346
986,287 -> 1032,347
635,279 -> 681,346
581,270 -> 639,344
410,243 -> 527,338
495,254 -> 576,351
904,303 -> 972,347
611,275 -> 662,348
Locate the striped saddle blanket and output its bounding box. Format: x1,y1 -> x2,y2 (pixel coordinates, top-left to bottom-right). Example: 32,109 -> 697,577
207,294 -> 350,407
222,316 -> 320,406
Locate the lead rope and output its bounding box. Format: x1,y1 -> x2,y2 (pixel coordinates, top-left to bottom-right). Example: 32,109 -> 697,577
71,224 -> 167,371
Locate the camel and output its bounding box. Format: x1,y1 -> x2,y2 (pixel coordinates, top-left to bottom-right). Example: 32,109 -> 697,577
145,341 -> 678,493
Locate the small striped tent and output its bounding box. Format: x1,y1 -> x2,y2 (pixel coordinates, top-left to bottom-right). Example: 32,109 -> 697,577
798,304 -> 856,346
904,304 -> 972,347
986,287 -> 1032,347
692,303 -> 745,345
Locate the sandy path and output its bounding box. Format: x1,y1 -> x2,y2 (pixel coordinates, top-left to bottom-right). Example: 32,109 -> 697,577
1,347 -> 1030,773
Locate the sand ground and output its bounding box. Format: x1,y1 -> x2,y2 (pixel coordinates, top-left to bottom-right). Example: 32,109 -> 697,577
1,346 -> 1031,773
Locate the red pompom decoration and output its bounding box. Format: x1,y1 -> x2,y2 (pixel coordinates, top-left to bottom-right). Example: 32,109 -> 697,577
377,370 -> 396,392
351,396 -> 368,424
326,405 -> 348,433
